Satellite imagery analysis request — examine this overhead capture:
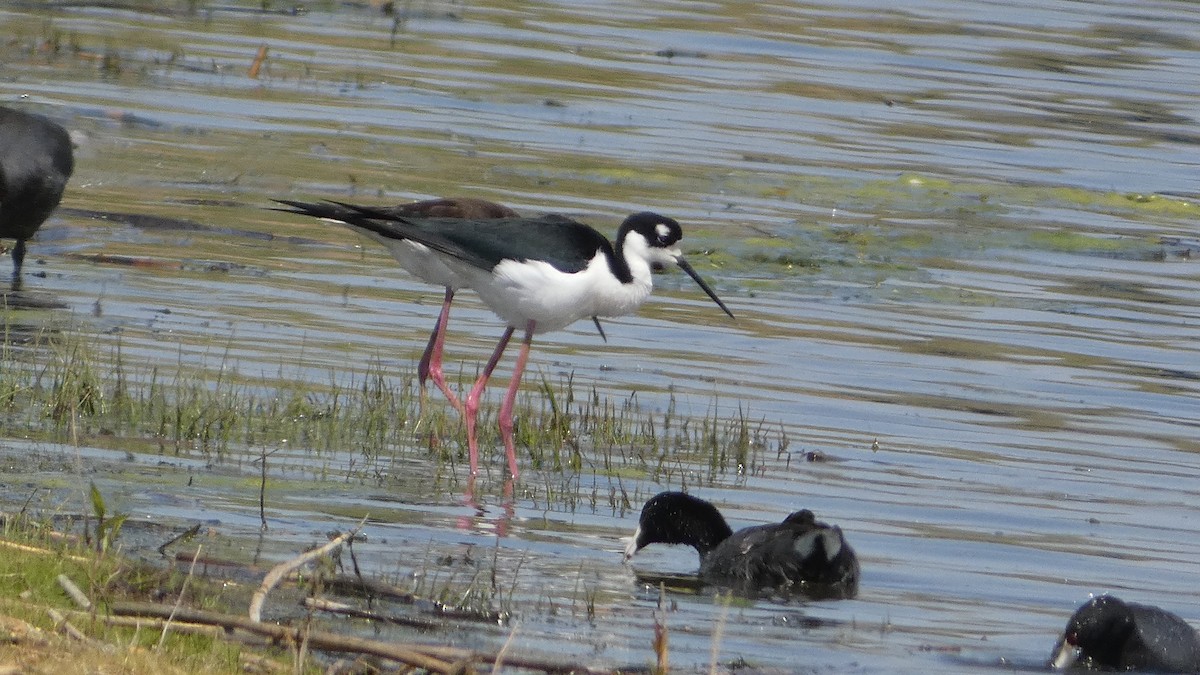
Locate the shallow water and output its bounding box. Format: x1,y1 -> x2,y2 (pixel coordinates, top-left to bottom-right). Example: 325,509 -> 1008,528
2,1 -> 1199,672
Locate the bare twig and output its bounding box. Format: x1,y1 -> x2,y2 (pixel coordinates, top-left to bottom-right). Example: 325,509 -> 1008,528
323,574 -> 418,602
249,517 -> 367,623
258,446 -> 269,532
157,544 -> 202,651
156,522 -> 202,556
248,44 -> 268,79
494,620 -> 520,671
653,583 -> 669,675
708,590 -> 732,675
321,574 -> 504,623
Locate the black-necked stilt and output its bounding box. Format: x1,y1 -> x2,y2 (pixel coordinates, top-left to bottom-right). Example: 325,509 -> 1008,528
624,492 -> 860,599
1050,596 -> 1200,671
276,197 -> 612,413
0,106 -> 74,290
286,204 -> 734,479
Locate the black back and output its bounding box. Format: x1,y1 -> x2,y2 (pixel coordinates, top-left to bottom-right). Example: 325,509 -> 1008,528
330,201 -> 618,276
699,508 -> 860,599
629,492 -> 859,599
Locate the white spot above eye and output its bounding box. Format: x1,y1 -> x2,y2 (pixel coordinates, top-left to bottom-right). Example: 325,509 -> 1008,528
794,528 -> 842,560
821,528 -> 843,559
654,223 -> 671,240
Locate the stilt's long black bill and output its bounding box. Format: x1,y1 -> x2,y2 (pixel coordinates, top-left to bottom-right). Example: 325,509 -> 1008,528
592,316 -> 608,343
676,258 -> 735,319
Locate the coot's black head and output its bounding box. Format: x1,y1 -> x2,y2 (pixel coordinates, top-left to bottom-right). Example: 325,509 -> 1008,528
1049,595 -> 1200,671
624,491 -> 734,561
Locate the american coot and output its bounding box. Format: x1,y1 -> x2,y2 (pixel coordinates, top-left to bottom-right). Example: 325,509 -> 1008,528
624,491 -> 859,599
0,106 -> 74,290
1050,595 -> 1200,672
274,205 -> 734,479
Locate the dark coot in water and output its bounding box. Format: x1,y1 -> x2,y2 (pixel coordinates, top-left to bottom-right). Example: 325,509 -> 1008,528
1050,595 -> 1200,672
624,491 -> 859,599
0,106 -> 74,288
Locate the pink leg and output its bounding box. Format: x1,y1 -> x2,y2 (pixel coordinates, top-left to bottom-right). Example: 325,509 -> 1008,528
463,326 -> 515,476
418,289 -> 463,413
497,321 -> 535,480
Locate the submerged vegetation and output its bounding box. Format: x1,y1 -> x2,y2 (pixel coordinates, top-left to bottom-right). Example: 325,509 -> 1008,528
0,320 -> 774,486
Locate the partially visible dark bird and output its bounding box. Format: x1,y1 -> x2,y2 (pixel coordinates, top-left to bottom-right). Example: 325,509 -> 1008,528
1050,595 -> 1200,672
624,491 -> 859,599
0,106 -> 74,289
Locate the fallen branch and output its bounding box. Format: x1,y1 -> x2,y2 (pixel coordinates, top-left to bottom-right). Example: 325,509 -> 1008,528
249,518 -> 366,623
111,602 -> 607,674
302,597 -> 442,630
322,573 -> 506,624
56,574 -> 91,610
0,538 -> 88,563
116,602 -> 457,673
46,608 -> 90,643
65,610 -> 224,639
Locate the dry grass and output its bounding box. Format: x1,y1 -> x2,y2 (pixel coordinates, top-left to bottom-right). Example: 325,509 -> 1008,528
0,524 -> 293,675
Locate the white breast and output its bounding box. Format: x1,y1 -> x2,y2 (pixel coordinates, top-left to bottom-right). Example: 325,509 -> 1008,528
449,251 -> 656,334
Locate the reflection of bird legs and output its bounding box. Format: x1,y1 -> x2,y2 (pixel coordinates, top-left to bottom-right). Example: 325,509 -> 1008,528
460,474 -> 515,538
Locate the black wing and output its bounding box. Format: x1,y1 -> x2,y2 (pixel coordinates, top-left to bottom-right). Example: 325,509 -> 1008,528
1129,603 -> 1200,671
333,202 -> 613,274
701,518 -> 859,599
274,199 -> 614,274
